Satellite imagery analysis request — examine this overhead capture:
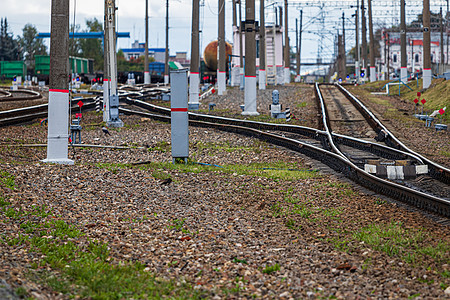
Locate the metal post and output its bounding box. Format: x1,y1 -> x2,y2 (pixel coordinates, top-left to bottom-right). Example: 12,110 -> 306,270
400,0 -> 407,83
144,0 -> 150,84
106,0 -> 122,127
44,0 -> 73,164
103,1 -> 110,122
239,0 -> 244,90
440,7 -> 444,74
342,12 -> 347,81
259,0 -> 266,89
368,0 -> 375,81
164,0 -> 169,84
387,31 -> 390,79
355,2 -> 360,83
218,0 -> 226,95
298,10 -> 302,81
242,0 -> 258,116
383,30 -> 387,80
338,35 -> 344,81
189,0 -> 200,109
361,0 -> 367,81
284,0 -> 290,84
423,0 -> 431,89
170,69 -> 189,163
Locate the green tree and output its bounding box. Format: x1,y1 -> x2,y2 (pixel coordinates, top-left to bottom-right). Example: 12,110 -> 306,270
0,17 -> 21,61
79,18 -> 103,71
17,24 -> 47,67
69,24 -> 81,56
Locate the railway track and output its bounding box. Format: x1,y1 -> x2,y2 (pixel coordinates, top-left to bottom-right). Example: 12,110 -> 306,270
1,86 -> 449,217
0,88 -> 42,102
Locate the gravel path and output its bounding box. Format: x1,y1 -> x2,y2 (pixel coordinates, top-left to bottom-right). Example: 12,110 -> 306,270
0,84 -> 449,299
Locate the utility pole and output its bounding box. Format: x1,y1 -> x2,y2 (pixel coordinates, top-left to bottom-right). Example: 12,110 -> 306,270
423,0 -> 431,89
259,0 -> 266,90
144,0 -> 150,84
342,12 -> 346,81
105,0 -> 122,127
218,0 -> 226,95
387,31 -> 390,79
44,0 -> 73,164
338,35 -> 344,81
188,0 -> 200,109
440,7 -> 444,74
297,10 -> 302,82
278,6 -> 283,84
242,0 -> 258,116
368,0 -> 375,82
239,0 -> 244,90
383,30 -> 387,80
231,0 -> 238,87
361,0 -> 367,80
284,0 -> 290,84
103,1 -> 110,122
164,0 -> 169,84
355,0 -> 360,83
400,0 -> 407,83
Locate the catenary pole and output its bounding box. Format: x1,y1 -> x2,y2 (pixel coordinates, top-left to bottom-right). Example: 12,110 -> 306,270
440,7 -> 444,74
361,0 -> 367,80
44,0 -> 73,164
144,0 -> 150,84
298,10 -> 303,81
259,0 -> 266,89
242,0 -> 258,115
423,0 -> 431,89
188,0 -> 200,109
239,0 -> 244,89
342,12 -> 347,81
355,0 -> 360,83
368,0 -> 375,81
400,0 -> 407,83
164,0 -> 169,84
103,0 -> 110,122
284,0 -> 290,84
218,0 -> 226,95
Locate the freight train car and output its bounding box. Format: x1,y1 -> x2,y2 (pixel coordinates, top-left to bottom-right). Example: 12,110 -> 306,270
35,55 -> 94,84
0,61 -> 26,80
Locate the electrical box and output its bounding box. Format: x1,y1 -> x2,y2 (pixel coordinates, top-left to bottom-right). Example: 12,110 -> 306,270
170,69 -> 189,161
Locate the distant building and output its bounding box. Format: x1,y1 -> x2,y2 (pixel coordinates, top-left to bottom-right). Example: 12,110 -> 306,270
380,31 -> 449,75
231,24 -> 284,85
120,40 -> 166,63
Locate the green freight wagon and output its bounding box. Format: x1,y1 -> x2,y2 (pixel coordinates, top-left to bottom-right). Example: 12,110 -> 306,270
0,61 -> 26,78
35,55 -> 93,76
35,55 -> 50,75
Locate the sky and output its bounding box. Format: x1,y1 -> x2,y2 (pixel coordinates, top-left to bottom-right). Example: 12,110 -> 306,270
2,0 -> 447,73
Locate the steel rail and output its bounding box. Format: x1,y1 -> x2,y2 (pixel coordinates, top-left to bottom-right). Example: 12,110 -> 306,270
335,83 -> 450,184
120,106 -> 450,217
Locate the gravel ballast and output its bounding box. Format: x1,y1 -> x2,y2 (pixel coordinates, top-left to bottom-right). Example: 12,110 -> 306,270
0,84 -> 449,299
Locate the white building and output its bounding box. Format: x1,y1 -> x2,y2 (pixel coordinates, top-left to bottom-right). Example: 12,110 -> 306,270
231,24 -> 285,86
379,31 -> 449,77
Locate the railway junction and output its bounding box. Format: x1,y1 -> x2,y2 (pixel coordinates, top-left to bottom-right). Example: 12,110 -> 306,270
0,79 -> 449,299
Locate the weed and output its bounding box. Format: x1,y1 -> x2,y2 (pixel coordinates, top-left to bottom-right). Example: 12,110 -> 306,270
271,202 -> 284,217
0,171 -> 15,190
262,264 -> 280,274
233,258 -> 248,264
168,218 -> 186,231
285,218 -> 301,231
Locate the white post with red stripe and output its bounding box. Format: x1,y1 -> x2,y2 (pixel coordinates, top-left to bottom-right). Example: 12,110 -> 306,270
103,79 -> 110,122
170,69 -> 189,162
370,66 -> 376,82
284,67 -> 290,84
188,72 -> 200,110
218,70 -> 226,95
423,68 -> 431,89
43,89 -> 73,165
243,75 -> 259,116
259,69 -> 266,90
400,67 -> 408,83
144,72 -> 150,84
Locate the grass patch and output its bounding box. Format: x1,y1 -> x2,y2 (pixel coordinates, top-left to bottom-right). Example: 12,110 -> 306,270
262,264 -> 280,274
0,170 -> 15,190
0,201 -> 202,299
354,221 -> 449,265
